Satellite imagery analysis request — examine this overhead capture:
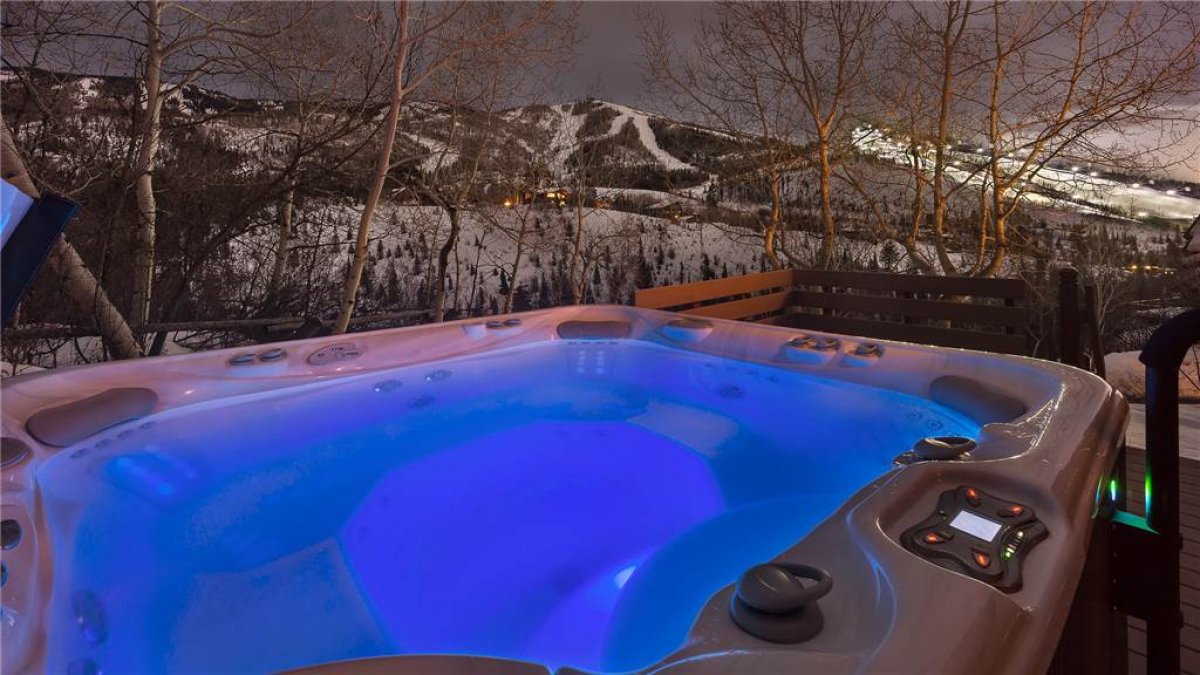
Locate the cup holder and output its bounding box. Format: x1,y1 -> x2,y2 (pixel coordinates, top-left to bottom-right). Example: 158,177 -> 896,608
730,563 -> 832,644
894,436 -> 978,466
1,519 -> 20,550
661,318 -> 714,343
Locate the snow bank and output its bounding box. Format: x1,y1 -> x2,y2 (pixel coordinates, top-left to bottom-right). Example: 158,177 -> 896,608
1105,349 -> 1200,401
1,362 -> 44,378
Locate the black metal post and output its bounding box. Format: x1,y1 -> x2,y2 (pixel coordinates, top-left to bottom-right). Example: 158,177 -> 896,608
1058,267 -> 1081,368
1138,308 -> 1198,673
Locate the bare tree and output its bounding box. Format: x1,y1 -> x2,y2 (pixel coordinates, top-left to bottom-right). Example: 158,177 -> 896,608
974,2 -> 1199,276
334,1 -> 412,334
643,6 -> 798,269
333,0 -> 572,331
2,122 -> 142,359
857,1 -> 1199,278
645,1 -> 881,270
125,1 -> 299,327
475,132 -> 555,313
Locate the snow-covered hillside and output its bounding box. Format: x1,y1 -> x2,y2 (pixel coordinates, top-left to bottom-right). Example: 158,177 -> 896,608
3,68 -> 1195,374
270,202 -> 765,313
852,126 -> 1200,224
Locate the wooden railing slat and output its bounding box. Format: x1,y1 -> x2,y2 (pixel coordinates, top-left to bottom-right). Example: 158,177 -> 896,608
792,269 -> 1027,300
790,289 -> 1028,327
681,290 -> 794,321
634,269 -> 794,309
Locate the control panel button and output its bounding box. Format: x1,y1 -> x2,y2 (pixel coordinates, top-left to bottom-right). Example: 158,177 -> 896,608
998,504 -> 1025,518
964,487 -> 981,506
924,532 -> 945,545
972,549 -> 991,568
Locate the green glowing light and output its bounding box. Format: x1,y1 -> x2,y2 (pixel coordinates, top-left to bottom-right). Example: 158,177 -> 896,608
1109,477 -> 1118,503
1113,509 -> 1156,533
1145,472 -> 1153,520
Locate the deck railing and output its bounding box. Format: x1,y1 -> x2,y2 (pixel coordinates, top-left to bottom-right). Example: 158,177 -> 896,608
636,267 -> 1032,354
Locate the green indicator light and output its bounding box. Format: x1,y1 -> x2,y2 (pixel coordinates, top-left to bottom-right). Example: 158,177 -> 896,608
1109,478 -> 1118,503
1145,472 -> 1153,520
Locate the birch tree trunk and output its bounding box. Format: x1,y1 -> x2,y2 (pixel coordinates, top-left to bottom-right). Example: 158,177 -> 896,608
333,0 -> 410,334
131,0 -> 164,328
931,2 -> 970,275
567,194 -> 586,304
2,124 -> 142,359
815,135 -> 836,269
764,171 -> 783,269
267,186 -> 294,300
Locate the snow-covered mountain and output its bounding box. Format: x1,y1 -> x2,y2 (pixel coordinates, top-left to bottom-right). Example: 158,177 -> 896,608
3,68 -> 1194,373
6,68 -> 1196,226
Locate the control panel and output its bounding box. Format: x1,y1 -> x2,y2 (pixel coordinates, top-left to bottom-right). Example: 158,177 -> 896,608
901,485 -> 1048,592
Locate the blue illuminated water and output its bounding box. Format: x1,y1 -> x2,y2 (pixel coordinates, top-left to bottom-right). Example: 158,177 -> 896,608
36,341 -> 978,673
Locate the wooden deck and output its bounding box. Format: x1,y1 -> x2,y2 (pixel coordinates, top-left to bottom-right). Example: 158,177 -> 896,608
1124,447 -> 1200,674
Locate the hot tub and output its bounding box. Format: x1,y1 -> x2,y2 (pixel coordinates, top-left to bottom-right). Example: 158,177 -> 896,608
0,306 -> 1126,674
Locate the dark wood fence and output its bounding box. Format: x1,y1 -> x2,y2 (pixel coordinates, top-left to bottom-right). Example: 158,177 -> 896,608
636,268 -> 1031,354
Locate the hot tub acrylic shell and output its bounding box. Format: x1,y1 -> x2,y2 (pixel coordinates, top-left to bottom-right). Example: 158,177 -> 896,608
0,305 -> 1127,674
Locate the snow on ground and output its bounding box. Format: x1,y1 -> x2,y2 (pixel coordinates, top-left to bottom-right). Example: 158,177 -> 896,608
536,101 -> 706,178
627,109 -> 695,171
298,201 -> 766,309
75,77 -> 103,105
402,132 -> 461,173
594,187 -> 705,207
1105,349 -> 1200,401
1,361 -> 44,378
549,104 -> 587,175
1,334 -> 196,377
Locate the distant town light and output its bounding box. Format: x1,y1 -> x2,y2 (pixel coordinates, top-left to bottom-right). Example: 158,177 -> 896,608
1088,171 -> 1099,177
1166,189 -> 1176,196
1131,183 -> 1141,188
1070,165 -> 1080,172
976,147 -> 986,153
1137,211 -> 1148,218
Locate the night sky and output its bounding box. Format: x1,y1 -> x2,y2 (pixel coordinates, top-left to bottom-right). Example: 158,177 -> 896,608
554,1 -> 710,108
554,1 -> 1197,179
